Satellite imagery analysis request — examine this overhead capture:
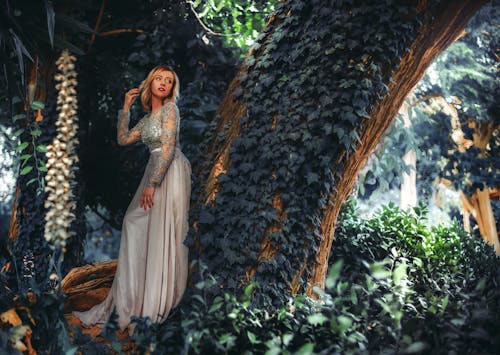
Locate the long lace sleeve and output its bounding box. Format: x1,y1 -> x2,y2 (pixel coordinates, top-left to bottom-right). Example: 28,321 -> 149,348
117,109 -> 144,146
145,103 -> 178,187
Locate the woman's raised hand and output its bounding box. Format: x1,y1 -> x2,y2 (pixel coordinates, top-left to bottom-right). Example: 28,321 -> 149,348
123,88 -> 140,112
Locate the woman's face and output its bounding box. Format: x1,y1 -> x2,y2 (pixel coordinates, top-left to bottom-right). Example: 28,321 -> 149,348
150,69 -> 174,100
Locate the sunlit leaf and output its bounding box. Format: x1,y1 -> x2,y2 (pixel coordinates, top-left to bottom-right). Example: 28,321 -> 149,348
307,313 -> 328,326
31,101 -> 45,110
20,165 -> 33,175
16,142 -> 29,152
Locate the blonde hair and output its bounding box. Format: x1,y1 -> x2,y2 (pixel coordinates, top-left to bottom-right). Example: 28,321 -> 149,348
138,65 -> 180,112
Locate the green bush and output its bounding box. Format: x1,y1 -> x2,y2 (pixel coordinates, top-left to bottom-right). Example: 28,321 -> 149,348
3,201 -> 498,354
329,200 -> 499,354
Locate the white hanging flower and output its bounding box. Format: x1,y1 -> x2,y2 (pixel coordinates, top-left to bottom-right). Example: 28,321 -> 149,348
44,49 -> 79,252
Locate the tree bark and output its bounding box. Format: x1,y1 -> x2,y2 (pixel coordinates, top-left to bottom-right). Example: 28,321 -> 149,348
191,0 -> 486,298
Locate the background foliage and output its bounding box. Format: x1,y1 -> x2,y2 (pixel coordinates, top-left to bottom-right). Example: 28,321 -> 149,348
187,0 -> 275,56
357,0 -> 499,204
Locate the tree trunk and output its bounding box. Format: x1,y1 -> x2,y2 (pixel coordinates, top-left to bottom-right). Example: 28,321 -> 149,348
443,99 -> 498,253
189,0 -> 486,301
460,189 -> 500,254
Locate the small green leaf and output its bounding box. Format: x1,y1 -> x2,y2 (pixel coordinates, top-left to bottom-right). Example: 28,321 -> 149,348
31,128 -> 42,137
16,142 -> 29,152
295,343 -> 314,355
247,330 -> 260,344
307,313 -> 328,326
282,333 -> 294,346
244,281 -> 257,298
403,341 -> 428,353
393,261 -> 407,285
65,346 -> 78,355
350,289 -> 358,305
371,267 -> 391,279
12,113 -> 26,122
441,295 -> 449,311
375,299 -> 391,313
413,257 -> 423,267
13,128 -> 25,137
36,145 -> 48,153
26,178 -> 37,186
326,259 -> 343,289
111,341 -> 121,352
337,315 -> 352,331
208,302 -> 223,313
227,312 -> 237,319
20,166 -> 33,175
475,278 -> 486,291
31,101 -> 45,110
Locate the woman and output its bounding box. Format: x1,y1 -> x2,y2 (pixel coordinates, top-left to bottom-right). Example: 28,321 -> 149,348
72,65 -> 191,336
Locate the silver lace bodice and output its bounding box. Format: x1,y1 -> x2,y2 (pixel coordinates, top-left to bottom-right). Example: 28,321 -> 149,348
117,101 -> 181,187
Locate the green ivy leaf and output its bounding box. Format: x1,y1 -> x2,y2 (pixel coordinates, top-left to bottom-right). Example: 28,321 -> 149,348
13,128 -> 25,137
12,113 -> 26,122
475,277 -> 486,291
326,259 -> 343,289
16,142 -> 29,152
370,263 -> 391,279
36,145 -> 47,153
247,331 -> 260,344
31,101 -> 45,110
392,261 -> 407,285
307,313 -> 328,326
208,301 -> 223,313
337,315 -> 353,331
295,343 -> 314,355
20,166 -> 33,175
403,342 -> 428,353
282,333 -> 294,346
31,128 -> 42,137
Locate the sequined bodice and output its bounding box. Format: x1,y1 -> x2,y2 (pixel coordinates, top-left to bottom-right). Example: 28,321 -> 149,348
116,101 -> 181,187
141,105 -> 181,152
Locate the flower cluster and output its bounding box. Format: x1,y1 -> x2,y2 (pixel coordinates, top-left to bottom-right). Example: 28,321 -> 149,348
44,49 -> 79,250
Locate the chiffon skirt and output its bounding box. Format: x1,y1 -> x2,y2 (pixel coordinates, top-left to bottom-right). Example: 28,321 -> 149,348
73,147 -> 191,336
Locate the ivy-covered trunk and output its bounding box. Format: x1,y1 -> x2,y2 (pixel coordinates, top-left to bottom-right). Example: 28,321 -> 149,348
188,0 -> 486,303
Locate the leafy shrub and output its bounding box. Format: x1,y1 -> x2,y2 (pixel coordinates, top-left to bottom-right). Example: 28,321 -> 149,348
3,201 -> 498,354
66,201 -> 498,354
329,200 -> 500,354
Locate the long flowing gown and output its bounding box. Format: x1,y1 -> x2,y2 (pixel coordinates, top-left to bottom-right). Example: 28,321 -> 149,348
72,101 -> 191,336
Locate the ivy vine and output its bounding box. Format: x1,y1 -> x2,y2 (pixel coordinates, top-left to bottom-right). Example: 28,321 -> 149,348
188,0 -> 425,306
12,101 -> 48,195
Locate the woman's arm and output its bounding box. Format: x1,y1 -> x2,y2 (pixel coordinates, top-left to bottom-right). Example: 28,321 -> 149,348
145,102 -> 178,187
117,109 -> 144,145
